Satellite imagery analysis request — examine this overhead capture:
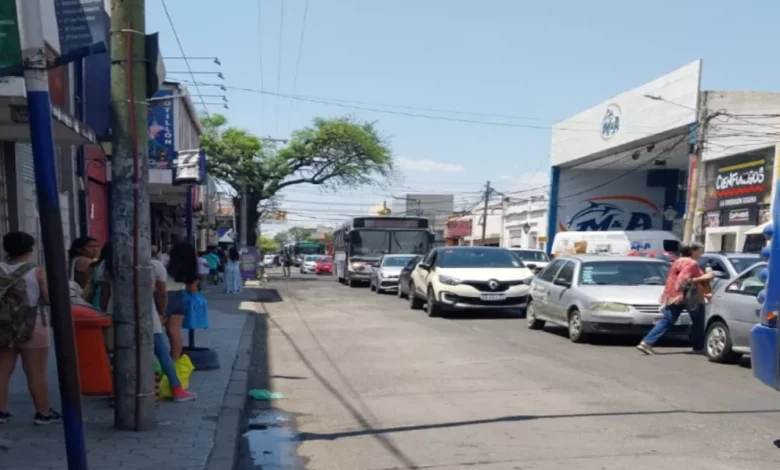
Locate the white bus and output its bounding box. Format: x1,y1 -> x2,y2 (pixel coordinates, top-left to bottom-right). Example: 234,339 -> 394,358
332,216 -> 433,287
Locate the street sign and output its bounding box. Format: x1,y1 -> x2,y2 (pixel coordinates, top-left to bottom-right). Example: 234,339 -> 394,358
0,1 -> 21,76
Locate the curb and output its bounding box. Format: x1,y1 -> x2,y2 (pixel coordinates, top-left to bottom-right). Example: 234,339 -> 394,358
204,312 -> 255,470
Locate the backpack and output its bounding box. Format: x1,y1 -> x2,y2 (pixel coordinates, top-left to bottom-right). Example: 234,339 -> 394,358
0,263 -> 39,348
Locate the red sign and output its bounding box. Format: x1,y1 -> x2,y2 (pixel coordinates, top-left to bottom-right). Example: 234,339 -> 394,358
447,220 -> 472,238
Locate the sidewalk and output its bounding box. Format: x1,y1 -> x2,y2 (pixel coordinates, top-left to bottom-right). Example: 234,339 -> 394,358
0,285 -> 257,470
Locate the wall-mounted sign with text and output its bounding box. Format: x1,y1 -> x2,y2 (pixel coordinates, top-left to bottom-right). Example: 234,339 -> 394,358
722,207 -> 757,227
714,151 -> 771,209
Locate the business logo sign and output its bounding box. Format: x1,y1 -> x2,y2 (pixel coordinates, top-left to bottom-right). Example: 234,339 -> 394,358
54,0 -> 108,65
560,195 -> 660,232
447,219 -> 472,238
600,103 -> 621,140
148,89 -> 175,169
715,156 -> 768,209
723,207 -> 757,227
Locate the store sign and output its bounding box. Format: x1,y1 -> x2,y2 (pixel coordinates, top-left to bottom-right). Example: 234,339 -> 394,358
600,103 -> 621,140
0,1 -> 21,76
447,219 -> 472,238
715,155 -> 768,209
703,211 -> 721,228
723,207 -> 757,226
54,0 -> 108,65
561,195 -> 660,232
148,89 -> 175,169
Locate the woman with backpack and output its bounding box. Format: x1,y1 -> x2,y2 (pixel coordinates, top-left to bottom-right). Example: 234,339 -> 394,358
166,242 -> 200,360
0,232 -> 61,425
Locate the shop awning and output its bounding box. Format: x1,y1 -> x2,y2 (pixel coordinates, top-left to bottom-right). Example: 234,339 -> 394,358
747,222 -> 771,236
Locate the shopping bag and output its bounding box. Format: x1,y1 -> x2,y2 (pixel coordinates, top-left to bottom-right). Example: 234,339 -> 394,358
182,292 -> 209,329
158,354 -> 195,399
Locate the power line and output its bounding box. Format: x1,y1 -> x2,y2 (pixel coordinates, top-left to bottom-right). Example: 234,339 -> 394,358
288,0 -> 310,127
257,0 -> 265,111
159,0 -> 210,117
275,0 -> 286,134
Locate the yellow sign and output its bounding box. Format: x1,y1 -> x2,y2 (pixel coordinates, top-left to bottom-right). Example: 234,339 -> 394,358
538,236 -> 548,243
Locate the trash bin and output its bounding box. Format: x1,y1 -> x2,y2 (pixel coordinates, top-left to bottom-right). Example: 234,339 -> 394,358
72,305 -> 113,396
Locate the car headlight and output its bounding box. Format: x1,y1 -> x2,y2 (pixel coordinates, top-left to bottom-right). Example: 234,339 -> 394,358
590,302 -> 630,312
349,261 -> 364,271
438,274 -> 462,286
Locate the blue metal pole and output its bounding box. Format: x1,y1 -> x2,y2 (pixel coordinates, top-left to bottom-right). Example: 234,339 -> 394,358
545,166 -> 560,256
186,186 -> 194,244
16,0 -> 87,468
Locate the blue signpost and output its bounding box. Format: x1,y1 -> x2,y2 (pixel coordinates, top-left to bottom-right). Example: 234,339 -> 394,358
750,189 -> 780,389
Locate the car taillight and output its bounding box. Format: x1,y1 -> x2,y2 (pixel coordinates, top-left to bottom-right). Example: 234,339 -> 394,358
761,311 -> 777,328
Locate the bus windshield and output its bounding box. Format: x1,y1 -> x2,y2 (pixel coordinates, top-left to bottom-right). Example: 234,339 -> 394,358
350,230 -> 429,257
296,243 -> 325,256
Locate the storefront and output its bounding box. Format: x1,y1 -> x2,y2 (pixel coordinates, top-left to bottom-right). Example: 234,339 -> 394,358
545,61 -> 702,254
701,146 -> 774,252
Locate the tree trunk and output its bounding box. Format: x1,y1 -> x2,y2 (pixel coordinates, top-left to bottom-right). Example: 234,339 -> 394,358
233,191 -> 262,246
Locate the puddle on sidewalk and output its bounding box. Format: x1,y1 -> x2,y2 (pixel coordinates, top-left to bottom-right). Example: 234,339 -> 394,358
243,409 -> 304,469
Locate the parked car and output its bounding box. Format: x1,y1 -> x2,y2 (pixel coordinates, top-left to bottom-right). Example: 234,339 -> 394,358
704,262 -> 765,363
698,252 -> 762,281
397,255 -> 422,299
527,255 -> 675,343
370,254 -> 418,294
300,255 -> 320,274
263,254 -> 276,266
315,256 -> 333,275
509,248 -> 550,274
406,246 -> 534,317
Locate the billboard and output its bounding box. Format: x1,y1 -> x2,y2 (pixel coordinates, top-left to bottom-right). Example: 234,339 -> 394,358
551,60 -> 701,167
447,219 -> 472,238
557,170 -> 666,232
148,89 -> 175,169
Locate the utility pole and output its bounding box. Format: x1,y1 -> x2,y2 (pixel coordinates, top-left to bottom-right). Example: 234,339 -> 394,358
683,99 -> 709,243
110,0 -> 156,431
481,181 -> 491,244
16,0 -> 88,466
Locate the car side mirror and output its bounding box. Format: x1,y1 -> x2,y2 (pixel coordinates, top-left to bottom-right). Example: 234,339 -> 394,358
418,263 -> 430,271
526,263 -> 537,269
554,278 -> 571,287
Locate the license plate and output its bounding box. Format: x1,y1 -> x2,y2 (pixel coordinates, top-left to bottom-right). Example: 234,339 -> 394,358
480,293 -> 506,302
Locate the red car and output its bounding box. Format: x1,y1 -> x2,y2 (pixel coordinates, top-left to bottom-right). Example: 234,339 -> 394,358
315,256 -> 334,275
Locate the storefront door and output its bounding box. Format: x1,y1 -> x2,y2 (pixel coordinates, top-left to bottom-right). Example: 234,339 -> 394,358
722,233 -> 737,252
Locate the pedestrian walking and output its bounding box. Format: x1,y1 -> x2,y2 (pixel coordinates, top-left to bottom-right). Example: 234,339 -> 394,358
225,246 -> 242,294
68,236 -> 100,290
0,232 -> 61,425
282,252 -> 292,277
166,242 -> 200,360
159,244 -> 172,267
637,242 -> 713,355
197,252 -> 210,289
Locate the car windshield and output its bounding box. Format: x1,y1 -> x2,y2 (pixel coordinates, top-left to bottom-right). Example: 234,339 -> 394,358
304,255 -> 319,262
580,261 -> 669,286
728,255 -> 761,273
438,248 -> 524,268
317,256 -> 332,262
350,230 -> 430,257
511,250 -> 549,262
382,256 -> 415,267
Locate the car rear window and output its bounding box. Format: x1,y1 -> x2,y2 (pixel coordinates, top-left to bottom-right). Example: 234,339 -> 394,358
580,261 -> 668,286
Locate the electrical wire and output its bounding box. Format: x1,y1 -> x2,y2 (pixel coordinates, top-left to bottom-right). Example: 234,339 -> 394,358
159,0 -> 210,117
288,0 -> 310,127
275,0 -> 286,134
257,0 -> 265,111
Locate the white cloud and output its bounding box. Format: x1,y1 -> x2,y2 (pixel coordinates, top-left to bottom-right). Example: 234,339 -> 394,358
397,157 -> 466,173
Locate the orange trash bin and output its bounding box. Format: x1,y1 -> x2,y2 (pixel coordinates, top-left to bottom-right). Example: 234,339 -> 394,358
72,305 -> 113,396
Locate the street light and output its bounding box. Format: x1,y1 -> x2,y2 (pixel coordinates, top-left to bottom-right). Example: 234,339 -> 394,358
523,222 -> 531,234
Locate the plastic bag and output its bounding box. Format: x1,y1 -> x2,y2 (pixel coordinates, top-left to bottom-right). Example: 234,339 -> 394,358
183,292 -> 209,329
158,354 -> 195,399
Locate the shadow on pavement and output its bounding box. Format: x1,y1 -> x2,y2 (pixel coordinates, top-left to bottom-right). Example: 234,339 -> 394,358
540,325 -> 691,348
256,288 -> 284,303
297,407 -> 780,442
445,310 -> 525,320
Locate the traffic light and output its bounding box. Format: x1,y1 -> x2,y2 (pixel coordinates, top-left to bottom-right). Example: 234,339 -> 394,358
274,211 -> 286,221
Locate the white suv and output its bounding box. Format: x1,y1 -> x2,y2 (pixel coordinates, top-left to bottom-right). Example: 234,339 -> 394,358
407,246 -> 534,317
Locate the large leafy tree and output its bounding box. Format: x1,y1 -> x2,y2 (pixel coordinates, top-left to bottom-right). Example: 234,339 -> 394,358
200,115 -> 394,243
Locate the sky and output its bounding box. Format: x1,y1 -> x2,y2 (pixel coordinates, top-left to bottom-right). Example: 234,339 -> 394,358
146,0 -> 780,236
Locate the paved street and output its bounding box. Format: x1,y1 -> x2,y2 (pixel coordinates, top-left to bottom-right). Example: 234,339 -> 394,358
253,272 -> 780,470
1,287 -> 254,470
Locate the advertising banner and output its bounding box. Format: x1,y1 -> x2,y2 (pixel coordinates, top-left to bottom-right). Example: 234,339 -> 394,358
722,207 -> 757,226
53,0 -> 108,65
148,89 -> 175,169
0,1 -> 21,76
447,219 -> 472,238
240,247 -> 258,280
714,151 -> 771,209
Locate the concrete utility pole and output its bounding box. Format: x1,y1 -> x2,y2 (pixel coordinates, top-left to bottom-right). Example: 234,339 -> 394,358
110,0 -> 156,431
481,181 -> 491,244
683,98 -> 709,244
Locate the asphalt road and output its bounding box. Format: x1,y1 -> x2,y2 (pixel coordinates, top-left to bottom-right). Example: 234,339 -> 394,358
259,271 -> 780,470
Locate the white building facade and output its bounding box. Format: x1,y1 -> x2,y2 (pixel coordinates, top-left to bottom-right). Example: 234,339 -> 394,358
502,195 -> 548,250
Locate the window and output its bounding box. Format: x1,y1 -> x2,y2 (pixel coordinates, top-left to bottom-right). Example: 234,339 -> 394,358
538,259 -> 565,282
510,250 -> 549,262
726,264 -> 765,296
727,255 -> 761,274
663,240 -> 680,253
437,248 -> 523,268
382,256 -> 416,267
579,261 -> 668,286
554,261 -> 575,284
404,256 -> 421,269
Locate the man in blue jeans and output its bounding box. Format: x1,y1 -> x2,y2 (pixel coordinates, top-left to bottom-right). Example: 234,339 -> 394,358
637,242 -> 713,355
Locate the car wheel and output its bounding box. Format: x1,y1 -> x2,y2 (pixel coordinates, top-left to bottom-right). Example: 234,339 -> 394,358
426,288 -> 441,317
705,321 -> 741,363
409,283 -> 423,310
348,277 -> 357,288
370,280 -> 376,292
397,283 -> 406,299
526,301 -> 545,330
568,309 -> 588,343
